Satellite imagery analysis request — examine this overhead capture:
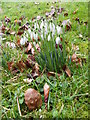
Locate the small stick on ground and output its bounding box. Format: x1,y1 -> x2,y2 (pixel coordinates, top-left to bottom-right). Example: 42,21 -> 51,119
17,96 -> 22,116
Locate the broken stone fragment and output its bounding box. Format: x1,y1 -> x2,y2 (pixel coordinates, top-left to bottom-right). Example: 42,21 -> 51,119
25,88 -> 42,110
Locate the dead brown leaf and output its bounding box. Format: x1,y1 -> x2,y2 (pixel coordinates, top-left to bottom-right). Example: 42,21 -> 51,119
65,66 -> 71,77
33,63 -> 39,73
7,61 -> 14,71
16,60 -> 26,72
25,43 -> 33,53
44,83 -> 50,109
71,53 -> 77,62
63,65 -> 71,77
64,12 -> 68,16
19,16 -> 25,21
17,30 -> 24,36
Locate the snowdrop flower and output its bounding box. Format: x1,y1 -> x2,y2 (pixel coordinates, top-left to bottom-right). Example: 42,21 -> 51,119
52,32 -> 54,38
41,34 -> 44,40
6,42 -> 16,49
35,32 -> 38,41
37,16 -> 41,20
20,36 -> 28,45
30,32 -> 33,40
6,42 -> 10,46
37,23 -> 39,29
40,20 -> 44,30
52,23 -> 55,35
34,22 -> 39,30
34,23 -> 37,29
48,34 -> 51,41
26,33 -> 28,38
24,31 -> 28,38
23,36 -> 28,42
49,22 -> 53,32
33,41 -> 36,46
62,19 -> 70,28
33,32 -> 36,40
56,37 -> 60,44
10,42 -> 16,49
56,25 -> 62,35
44,22 -> 48,34
28,28 -> 31,34
20,37 -> 26,45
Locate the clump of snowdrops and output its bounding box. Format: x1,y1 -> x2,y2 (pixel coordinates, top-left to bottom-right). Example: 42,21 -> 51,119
25,18 -> 67,72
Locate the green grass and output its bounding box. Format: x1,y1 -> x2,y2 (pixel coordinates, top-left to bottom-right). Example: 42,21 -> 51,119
1,2 -> 88,119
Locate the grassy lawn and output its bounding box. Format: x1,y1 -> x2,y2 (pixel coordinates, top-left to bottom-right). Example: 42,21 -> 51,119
1,2 -> 88,119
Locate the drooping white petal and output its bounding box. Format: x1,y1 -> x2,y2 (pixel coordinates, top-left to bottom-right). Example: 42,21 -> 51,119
10,42 -> 16,49
37,23 -> 39,29
48,34 -> 51,41
52,23 -> 55,34
34,23 -> 37,29
28,28 -> 31,34
56,37 -> 60,44
6,42 -> 16,49
49,22 -> 52,32
35,33 -> 38,41
40,20 -> 44,30
45,22 -> 48,35
41,34 -> 43,40
56,25 -> 62,35
23,36 -> 28,43
30,32 -> 33,40
20,37 -> 25,45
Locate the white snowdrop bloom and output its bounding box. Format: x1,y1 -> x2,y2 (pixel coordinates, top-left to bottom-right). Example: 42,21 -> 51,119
79,34 -> 83,38
6,42 -> 16,49
33,32 -> 36,40
48,34 -> 51,41
10,42 -> 16,49
23,36 -> 28,43
6,42 -> 10,46
56,25 -> 62,35
35,33 -> 38,40
24,32 -> 28,38
62,19 -> 70,28
26,33 -> 28,38
30,32 -> 33,40
52,23 -> 55,34
40,20 -> 44,30
41,34 -> 44,40
37,16 -> 41,20
20,37 -> 25,45
44,22 -> 48,34
20,36 -> 28,45
49,22 -> 53,32
28,28 -> 31,34
37,23 -> 39,29
52,32 -> 54,38
39,109 -> 41,112
33,41 -> 36,46
56,37 -> 60,44
34,23 -> 37,29
34,22 -> 39,30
